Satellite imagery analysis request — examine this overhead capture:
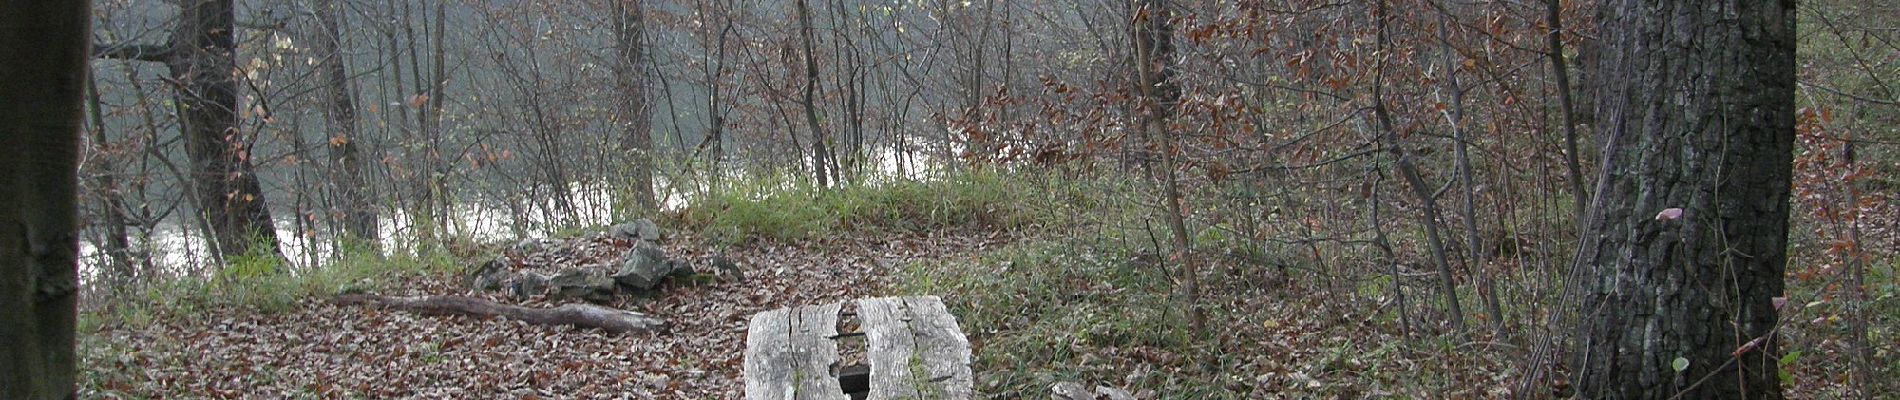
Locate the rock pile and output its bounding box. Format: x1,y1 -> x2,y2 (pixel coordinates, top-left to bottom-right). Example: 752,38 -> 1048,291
465,218 -> 737,302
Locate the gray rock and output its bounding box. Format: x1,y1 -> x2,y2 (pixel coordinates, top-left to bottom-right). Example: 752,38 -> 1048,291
466,257 -> 511,290
609,219 -> 663,242
510,272 -> 551,298
548,269 -> 617,302
1051,382 -> 1091,400
511,238 -> 553,255
706,254 -> 742,281
1094,386 -> 1136,400
665,258 -> 695,278
1050,382 -> 1136,400
613,241 -> 673,290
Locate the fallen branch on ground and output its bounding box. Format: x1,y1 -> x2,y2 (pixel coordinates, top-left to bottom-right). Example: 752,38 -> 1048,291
333,294 -> 666,334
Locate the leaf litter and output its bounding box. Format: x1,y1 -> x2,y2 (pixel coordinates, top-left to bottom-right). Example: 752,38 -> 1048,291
81,231 -> 1010,399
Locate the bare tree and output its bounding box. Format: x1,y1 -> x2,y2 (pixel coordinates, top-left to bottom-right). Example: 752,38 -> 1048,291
797,0 -> 833,187
1430,3 -> 1502,332
1131,0 -> 1202,336
311,0 -> 376,248
1371,0 -> 1465,334
1544,0 -> 1588,224
84,67 -> 138,284
97,0 -> 285,263
614,0 -> 658,211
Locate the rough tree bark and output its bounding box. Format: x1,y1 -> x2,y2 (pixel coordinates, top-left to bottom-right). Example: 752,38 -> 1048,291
0,0 -> 89,397
1572,0 -> 1795,398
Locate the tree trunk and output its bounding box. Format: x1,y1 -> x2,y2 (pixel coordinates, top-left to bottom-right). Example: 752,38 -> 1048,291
427,1 -> 450,235
797,0 -> 832,188
1544,0 -> 1589,226
1372,0 -> 1464,334
118,63 -> 163,280
86,67 -> 137,284
1131,0 -> 1200,336
0,1 -> 88,397
1390,149 -> 1467,333
173,0 -> 284,262
707,20 -> 730,173
1365,170 -> 1414,341
313,0 -> 377,248
614,0 -> 657,212
1833,133 -> 1875,399
1435,8 -> 1501,332
1572,1 -> 1795,398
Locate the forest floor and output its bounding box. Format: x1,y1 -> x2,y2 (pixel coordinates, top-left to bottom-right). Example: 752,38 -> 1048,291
75,167 -> 1891,398
77,224 -> 1884,399
79,230 -> 1011,399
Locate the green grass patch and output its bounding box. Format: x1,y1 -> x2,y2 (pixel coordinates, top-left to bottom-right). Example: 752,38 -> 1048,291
676,166 -> 1097,243
895,238 -> 1237,396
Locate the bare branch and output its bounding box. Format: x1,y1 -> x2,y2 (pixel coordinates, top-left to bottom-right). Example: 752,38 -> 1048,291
93,42 -> 172,62
1800,80 -> 1900,107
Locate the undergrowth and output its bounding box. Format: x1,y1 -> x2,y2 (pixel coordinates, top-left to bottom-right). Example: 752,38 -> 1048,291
73,163 -> 1894,398
675,166 -> 1089,243
892,233 -> 1527,398
80,244 -> 465,332
896,239 -> 1205,394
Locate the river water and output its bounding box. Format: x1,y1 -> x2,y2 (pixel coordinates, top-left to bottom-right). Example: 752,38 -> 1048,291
77,148 -> 946,284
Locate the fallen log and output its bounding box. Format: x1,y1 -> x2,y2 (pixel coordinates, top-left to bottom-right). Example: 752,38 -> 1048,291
334,294 -> 666,334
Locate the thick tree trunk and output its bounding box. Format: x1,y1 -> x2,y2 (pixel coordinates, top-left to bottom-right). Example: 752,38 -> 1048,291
614,0 -> 658,211
313,0 -> 377,247
334,294 -> 666,334
173,0 -> 284,262
0,1 -> 89,397
1572,1 -> 1795,398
